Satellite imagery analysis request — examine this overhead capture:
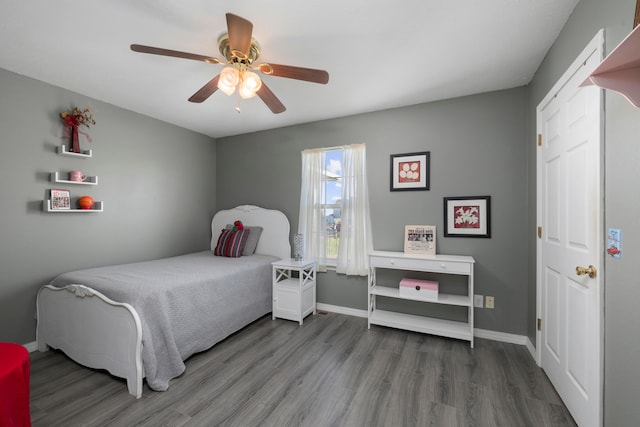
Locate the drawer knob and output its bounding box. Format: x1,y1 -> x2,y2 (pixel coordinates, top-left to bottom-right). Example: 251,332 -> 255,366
415,285 -> 421,291
440,263 -> 446,268
390,260 -> 395,265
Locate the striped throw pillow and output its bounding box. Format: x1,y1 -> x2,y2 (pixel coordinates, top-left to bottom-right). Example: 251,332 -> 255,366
213,228 -> 250,257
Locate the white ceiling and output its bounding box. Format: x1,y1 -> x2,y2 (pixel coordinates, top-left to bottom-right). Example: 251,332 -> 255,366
0,0 -> 579,138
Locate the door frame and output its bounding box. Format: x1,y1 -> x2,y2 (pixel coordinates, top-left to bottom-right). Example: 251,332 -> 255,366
535,28 -> 605,420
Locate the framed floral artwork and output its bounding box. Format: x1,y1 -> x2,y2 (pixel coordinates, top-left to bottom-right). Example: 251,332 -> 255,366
390,152 -> 430,191
444,196 -> 491,238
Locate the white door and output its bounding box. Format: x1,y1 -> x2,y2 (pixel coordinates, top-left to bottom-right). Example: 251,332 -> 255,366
537,31 -> 603,427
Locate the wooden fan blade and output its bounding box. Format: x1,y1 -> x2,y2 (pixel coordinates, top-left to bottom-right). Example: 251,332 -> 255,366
261,63 -> 329,84
257,83 -> 286,114
188,75 -> 220,103
131,44 -> 220,64
226,13 -> 253,58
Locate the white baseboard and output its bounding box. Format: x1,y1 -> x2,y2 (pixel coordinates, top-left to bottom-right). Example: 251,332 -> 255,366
23,341 -> 38,352
27,305 -> 533,354
526,337 -> 538,364
317,304 -> 530,347
316,303 -> 368,318
473,328 -> 528,345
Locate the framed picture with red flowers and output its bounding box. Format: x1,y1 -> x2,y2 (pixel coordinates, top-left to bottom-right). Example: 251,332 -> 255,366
390,151 -> 430,191
444,196 -> 491,238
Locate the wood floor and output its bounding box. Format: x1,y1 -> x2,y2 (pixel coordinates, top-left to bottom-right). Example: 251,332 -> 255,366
29,312 -> 576,427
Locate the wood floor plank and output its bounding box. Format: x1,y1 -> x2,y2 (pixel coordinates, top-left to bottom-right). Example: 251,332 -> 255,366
29,312 -> 576,426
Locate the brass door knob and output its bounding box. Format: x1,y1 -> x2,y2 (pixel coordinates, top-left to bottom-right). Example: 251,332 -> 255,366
576,265 -> 597,279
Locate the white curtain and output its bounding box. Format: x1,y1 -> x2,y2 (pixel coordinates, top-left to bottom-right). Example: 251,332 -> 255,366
336,144 -> 372,276
298,144 -> 372,276
298,149 -> 328,272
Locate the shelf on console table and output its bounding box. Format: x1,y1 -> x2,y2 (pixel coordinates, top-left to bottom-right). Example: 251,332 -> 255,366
368,250 -> 475,347
370,286 -> 470,306
369,310 -> 473,342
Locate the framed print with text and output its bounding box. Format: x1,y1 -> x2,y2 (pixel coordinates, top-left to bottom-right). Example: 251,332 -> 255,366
50,189 -> 71,210
404,225 -> 436,255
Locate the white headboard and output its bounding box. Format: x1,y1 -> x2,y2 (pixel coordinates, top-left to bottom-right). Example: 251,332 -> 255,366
211,205 -> 291,260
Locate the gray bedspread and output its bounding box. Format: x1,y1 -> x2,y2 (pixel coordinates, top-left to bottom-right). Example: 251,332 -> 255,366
48,250 -> 277,391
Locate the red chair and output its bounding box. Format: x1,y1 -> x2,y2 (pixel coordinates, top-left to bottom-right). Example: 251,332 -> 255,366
0,343 -> 31,427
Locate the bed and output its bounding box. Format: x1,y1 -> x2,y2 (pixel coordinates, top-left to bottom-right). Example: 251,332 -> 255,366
36,205 -> 291,398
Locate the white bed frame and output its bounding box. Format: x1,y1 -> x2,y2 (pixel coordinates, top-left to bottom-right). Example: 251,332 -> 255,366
36,205 -> 291,398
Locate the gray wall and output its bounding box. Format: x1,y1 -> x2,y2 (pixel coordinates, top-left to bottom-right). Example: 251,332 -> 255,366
0,68 -> 217,344
217,87 -> 529,335
527,0 -> 640,424
4,4 -> 636,419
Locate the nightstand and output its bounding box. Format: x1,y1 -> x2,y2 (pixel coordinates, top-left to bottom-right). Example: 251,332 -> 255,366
272,258 -> 316,325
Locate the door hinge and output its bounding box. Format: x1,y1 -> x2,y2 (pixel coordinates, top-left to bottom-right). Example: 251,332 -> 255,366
537,226 -> 542,239
538,134 -> 542,146
537,318 -> 542,331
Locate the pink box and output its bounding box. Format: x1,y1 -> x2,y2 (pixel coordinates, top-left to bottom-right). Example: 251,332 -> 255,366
399,278 -> 438,301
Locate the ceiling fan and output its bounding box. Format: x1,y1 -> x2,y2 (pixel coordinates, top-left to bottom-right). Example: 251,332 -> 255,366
131,13 -> 329,114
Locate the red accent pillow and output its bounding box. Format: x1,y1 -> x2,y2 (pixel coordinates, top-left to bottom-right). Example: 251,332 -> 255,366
213,228 -> 250,257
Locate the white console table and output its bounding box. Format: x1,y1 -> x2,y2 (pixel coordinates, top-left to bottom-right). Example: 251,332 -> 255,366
368,250 -> 475,347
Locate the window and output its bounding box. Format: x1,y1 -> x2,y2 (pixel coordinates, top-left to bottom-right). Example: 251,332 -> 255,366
322,149 -> 342,263
298,144 -> 372,276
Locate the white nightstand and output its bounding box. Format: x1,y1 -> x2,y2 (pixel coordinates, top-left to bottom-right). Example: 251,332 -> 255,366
272,258 -> 316,325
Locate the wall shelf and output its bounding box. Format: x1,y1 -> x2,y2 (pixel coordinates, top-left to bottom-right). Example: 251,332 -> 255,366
582,24 -> 640,107
50,172 -> 98,186
57,145 -> 92,158
44,200 -> 103,213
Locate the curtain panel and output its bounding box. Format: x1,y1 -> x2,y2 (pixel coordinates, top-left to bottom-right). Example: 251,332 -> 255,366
298,144 -> 372,276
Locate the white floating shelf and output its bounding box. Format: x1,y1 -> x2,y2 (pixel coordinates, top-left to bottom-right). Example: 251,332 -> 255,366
50,172 -> 98,186
57,145 -> 92,158
45,200 -> 103,213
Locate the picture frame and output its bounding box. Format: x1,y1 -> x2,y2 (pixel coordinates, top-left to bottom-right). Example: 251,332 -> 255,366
635,0 -> 640,28
50,189 -> 71,210
443,196 -> 491,238
404,225 -> 436,255
390,151 -> 430,191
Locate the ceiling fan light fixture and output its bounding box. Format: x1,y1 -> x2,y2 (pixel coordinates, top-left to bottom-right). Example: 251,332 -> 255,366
218,67 -> 239,96
131,13 -> 328,113
238,71 -> 262,99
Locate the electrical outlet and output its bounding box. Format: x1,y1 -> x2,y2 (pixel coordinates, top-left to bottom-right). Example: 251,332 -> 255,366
474,294 -> 484,308
485,296 -> 495,309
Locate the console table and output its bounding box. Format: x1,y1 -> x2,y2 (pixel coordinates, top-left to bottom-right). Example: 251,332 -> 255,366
368,251 -> 475,347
